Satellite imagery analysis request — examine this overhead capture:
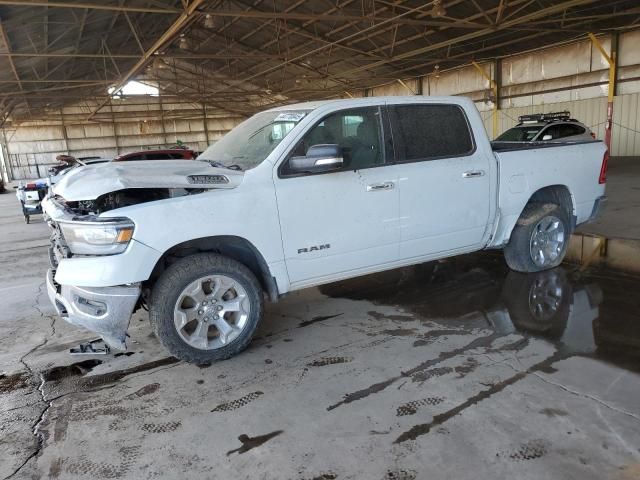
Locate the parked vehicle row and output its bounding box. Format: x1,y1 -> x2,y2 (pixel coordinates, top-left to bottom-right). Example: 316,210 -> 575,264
43,96 -> 607,363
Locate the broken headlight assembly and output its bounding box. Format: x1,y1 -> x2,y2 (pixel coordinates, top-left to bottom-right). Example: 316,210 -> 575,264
58,218 -> 134,255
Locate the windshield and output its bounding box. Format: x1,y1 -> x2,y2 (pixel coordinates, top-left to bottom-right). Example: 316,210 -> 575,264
495,125 -> 544,142
197,110 -> 308,170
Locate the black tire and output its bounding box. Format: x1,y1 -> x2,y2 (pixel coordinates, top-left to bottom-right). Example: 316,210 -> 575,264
501,268 -> 572,339
504,203 -> 571,273
149,253 -> 263,364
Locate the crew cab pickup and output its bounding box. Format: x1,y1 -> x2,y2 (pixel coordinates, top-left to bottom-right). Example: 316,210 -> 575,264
43,96 -> 607,363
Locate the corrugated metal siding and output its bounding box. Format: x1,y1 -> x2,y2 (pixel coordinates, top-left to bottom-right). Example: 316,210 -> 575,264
364,29 -> 640,157
481,96 -> 608,139
3,100 -> 244,180
480,93 -> 639,156
370,79 -> 419,96
613,92 -> 640,156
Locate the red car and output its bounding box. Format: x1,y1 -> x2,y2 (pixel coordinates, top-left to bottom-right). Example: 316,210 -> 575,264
113,148 -> 197,162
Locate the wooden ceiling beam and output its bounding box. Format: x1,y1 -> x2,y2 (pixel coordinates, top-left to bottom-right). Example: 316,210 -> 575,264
0,1 -> 180,14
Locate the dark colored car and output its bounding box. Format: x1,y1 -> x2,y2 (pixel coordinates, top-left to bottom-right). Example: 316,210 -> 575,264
113,149 -> 197,162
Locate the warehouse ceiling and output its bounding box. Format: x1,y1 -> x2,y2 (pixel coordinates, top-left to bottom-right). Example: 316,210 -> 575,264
0,0 -> 638,124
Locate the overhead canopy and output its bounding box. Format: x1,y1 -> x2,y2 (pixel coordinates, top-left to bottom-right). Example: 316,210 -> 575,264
0,0 -> 637,123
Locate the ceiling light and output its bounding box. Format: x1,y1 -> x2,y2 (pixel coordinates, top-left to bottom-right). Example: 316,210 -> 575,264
433,64 -> 440,78
431,0 -> 446,17
179,35 -> 189,50
204,13 -> 215,29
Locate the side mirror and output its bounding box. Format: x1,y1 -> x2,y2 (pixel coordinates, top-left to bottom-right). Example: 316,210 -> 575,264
289,144 -> 343,173
542,134 -> 553,141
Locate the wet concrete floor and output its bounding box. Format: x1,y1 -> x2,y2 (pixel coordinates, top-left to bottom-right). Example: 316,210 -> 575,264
0,191 -> 639,480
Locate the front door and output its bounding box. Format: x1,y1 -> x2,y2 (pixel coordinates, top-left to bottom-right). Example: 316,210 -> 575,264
388,103 -> 491,260
274,106 -> 400,287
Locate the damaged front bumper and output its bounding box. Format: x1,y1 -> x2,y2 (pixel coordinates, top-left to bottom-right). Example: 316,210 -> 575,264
46,268 -> 140,350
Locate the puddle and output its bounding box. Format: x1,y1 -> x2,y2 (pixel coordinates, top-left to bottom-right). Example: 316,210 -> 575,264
321,252 -> 640,373
298,313 -> 343,328
41,359 -> 103,382
40,357 -> 178,400
113,352 -> 135,358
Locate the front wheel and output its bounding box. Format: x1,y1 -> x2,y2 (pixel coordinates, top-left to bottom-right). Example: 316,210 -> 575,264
149,253 -> 263,364
504,203 -> 571,273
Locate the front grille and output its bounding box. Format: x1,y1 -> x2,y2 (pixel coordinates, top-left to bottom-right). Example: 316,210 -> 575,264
48,222 -> 71,268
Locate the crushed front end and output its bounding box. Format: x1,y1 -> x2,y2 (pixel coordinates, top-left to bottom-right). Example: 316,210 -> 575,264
43,195 -> 143,350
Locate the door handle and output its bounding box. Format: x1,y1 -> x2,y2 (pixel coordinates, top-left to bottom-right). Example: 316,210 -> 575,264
366,181 -> 394,192
462,170 -> 485,178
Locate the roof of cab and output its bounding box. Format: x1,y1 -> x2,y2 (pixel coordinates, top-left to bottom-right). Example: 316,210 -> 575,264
266,96 -> 469,112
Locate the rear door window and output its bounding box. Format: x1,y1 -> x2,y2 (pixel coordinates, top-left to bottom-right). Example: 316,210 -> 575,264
542,124 -> 586,140
389,104 -> 475,161
565,124 -> 586,136
496,126 -> 543,141
146,153 -> 173,160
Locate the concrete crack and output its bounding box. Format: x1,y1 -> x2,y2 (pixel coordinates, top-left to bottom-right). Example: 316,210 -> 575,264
3,282 -> 57,480
532,372 -> 640,423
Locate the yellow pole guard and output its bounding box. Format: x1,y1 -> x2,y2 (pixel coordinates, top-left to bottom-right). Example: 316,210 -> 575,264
588,33 -> 615,103
472,61 -> 498,139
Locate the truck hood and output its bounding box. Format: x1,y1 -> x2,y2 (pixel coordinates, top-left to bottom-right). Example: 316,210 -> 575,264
52,160 -> 244,201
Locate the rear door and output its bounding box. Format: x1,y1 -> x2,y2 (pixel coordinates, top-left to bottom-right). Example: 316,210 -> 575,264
388,103 -> 491,260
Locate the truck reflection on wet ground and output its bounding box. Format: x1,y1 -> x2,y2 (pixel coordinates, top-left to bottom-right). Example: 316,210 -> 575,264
320,252 -> 640,373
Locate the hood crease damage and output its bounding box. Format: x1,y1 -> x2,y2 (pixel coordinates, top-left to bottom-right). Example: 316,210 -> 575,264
51,160 -> 244,214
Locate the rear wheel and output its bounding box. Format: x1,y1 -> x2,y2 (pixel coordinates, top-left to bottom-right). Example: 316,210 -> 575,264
149,253 -> 263,364
504,203 -> 570,273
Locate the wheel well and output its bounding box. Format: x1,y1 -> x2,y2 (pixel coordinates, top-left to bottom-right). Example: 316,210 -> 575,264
147,236 -> 279,302
527,185 -> 575,229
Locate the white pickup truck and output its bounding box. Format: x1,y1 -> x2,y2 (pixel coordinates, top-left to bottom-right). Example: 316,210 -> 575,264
43,96 -> 607,363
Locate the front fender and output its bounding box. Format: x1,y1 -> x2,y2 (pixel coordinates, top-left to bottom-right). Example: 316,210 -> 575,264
55,239 -> 161,287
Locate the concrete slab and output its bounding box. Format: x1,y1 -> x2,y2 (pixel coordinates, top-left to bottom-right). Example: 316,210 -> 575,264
0,188 -> 639,480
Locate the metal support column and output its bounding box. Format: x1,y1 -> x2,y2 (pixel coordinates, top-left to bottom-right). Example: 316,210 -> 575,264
60,108 -> 70,154
495,58 -> 502,132
589,33 -> 617,151
472,61 -> 498,139
202,104 -> 210,145
109,99 -> 120,155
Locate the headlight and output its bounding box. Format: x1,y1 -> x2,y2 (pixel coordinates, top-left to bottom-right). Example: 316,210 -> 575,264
59,219 -> 134,255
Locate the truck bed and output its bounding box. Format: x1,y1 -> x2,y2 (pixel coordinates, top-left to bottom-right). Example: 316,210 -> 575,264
490,139 -> 607,247
491,139 -> 600,152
